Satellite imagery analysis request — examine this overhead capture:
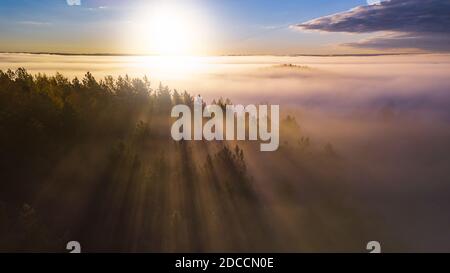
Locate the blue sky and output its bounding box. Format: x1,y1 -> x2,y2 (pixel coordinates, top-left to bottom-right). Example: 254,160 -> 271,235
0,0 -> 446,55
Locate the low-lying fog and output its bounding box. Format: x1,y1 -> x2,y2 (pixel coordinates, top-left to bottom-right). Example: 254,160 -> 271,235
2,53 -> 450,251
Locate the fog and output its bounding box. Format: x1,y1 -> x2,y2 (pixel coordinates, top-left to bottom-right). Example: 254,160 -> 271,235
2,53 -> 449,112
1,53 -> 450,251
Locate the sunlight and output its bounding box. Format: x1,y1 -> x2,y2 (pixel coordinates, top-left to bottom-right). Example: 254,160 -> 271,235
131,4 -> 209,56
134,55 -> 208,79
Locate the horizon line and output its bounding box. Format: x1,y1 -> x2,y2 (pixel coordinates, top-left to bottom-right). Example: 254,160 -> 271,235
0,51 -> 426,58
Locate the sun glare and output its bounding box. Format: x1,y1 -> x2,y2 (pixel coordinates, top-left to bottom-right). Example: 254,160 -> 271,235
130,4 -> 209,56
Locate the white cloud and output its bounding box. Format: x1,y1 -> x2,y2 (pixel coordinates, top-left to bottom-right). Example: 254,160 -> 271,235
66,0 -> 81,6
19,21 -> 52,26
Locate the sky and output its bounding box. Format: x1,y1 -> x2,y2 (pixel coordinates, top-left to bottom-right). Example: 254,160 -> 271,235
0,0 -> 448,55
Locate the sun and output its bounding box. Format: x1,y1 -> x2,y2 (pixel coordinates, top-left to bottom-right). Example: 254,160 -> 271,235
130,4 -> 208,56
149,10 -> 191,55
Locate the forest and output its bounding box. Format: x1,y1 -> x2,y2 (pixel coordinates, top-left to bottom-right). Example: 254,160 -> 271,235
0,68 -> 380,252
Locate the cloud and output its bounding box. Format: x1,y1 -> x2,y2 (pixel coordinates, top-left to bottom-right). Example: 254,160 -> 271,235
19,21 -> 52,26
346,32 -> 450,52
295,0 -> 450,51
66,0 -> 81,6
297,0 -> 450,33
